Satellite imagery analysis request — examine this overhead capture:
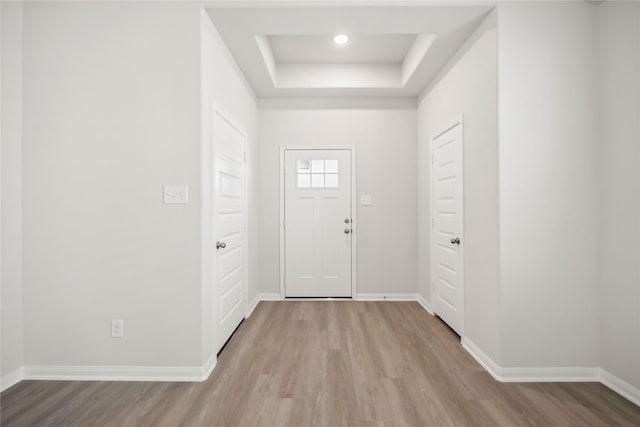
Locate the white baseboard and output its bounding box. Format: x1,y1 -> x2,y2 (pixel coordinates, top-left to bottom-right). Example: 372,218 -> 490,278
247,293 -> 281,317
356,293 -> 421,301
258,293 -> 281,301
1,367 -> 24,392
461,337 -> 504,381
201,353 -> 217,382
247,294 -> 261,318
601,369 -> 640,407
6,296 -> 640,409
462,337 -> 600,383
500,366 -> 601,383
23,358 -> 217,383
355,293 -> 434,316
416,294 -> 434,315
463,338 -> 639,407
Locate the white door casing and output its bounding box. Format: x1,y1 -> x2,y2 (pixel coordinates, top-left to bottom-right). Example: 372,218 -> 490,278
214,110 -> 247,353
281,148 -> 354,298
431,119 -> 464,336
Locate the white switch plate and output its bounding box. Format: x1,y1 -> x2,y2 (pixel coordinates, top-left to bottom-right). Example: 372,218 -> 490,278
360,194 -> 372,206
163,185 -> 189,204
111,319 -> 124,338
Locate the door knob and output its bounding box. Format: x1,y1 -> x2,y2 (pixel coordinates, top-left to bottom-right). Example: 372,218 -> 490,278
216,241 -> 227,250
344,228 -> 351,234
344,218 -> 351,224
450,237 -> 460,245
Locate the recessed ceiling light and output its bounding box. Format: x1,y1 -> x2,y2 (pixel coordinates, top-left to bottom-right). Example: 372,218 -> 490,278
333,34 -> 350,46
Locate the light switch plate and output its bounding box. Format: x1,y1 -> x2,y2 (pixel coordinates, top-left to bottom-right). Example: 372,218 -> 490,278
163,185 -> 189,204
360,194 -> 372,206
111,319 -> 124,338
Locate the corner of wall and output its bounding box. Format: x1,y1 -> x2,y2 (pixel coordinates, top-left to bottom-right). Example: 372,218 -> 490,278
1,0 -> 25,385
199,3 -> 259,362
416,2 -> 500,364
597,0 -> 640,393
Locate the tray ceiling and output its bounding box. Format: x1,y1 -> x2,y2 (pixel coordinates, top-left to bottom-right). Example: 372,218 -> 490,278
206,6 -> 492,98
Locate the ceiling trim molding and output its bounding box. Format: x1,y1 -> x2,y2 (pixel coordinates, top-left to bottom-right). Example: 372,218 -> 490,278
255,33 -> 435,90
204,1 -> 499,8
255,35 -> 278,86
257,96 -> 418,110
402,34 -> 436,85
207,3 -> 493,97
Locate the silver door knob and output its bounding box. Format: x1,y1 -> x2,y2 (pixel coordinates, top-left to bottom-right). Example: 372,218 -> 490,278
344,218 -> 351,224
344,228 -> 351,234
450,237 -> 460,245
216,241 -> 227,250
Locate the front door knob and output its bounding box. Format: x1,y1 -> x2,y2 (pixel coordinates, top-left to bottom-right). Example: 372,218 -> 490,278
344,228 -> 351,234
216,241 -> 227,250
450,237 -> 460,245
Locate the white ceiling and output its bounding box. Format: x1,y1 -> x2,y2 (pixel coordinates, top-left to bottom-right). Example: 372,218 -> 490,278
269,34 -> 417,64
206,6 -> 493,98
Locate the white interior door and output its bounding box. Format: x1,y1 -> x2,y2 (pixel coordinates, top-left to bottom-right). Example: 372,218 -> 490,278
432,121 -> 464,336
214,111 -> 246,352
284,149 -> 352,297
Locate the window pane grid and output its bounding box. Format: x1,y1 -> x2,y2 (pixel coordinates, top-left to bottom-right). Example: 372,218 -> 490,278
296,159 -> 339,189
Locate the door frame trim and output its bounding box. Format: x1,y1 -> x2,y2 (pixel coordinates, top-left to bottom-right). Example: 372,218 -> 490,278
429,116 -> 465,336
279,145 -> 357,300
213,106 -> 249,320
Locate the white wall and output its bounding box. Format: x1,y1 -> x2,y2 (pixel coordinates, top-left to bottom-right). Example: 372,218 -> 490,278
599,1 -> 640,390
22,1 -> 204,367
8,0 -> 637,397
417,10 -> 499,362
1,0 -> 24,387
258,102 -> 417,296
200,8 -> 258,365
498,1 -> 600,368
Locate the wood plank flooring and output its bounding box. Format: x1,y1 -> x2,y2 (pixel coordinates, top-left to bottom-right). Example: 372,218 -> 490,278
2,301 -> 640,426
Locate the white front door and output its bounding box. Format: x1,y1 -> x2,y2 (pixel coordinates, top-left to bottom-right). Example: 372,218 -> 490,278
284,149 -> 352,297
432,121 -> 464,336
214,111 -> 246,352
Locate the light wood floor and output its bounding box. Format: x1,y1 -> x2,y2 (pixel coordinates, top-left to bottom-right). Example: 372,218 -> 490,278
2,301 -> 640,426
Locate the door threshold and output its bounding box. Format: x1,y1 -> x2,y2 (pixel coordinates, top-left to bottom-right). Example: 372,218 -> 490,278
284,297 -> 353,301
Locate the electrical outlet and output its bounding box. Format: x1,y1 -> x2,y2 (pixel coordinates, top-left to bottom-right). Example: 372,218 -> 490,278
111,319 -> 124,338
